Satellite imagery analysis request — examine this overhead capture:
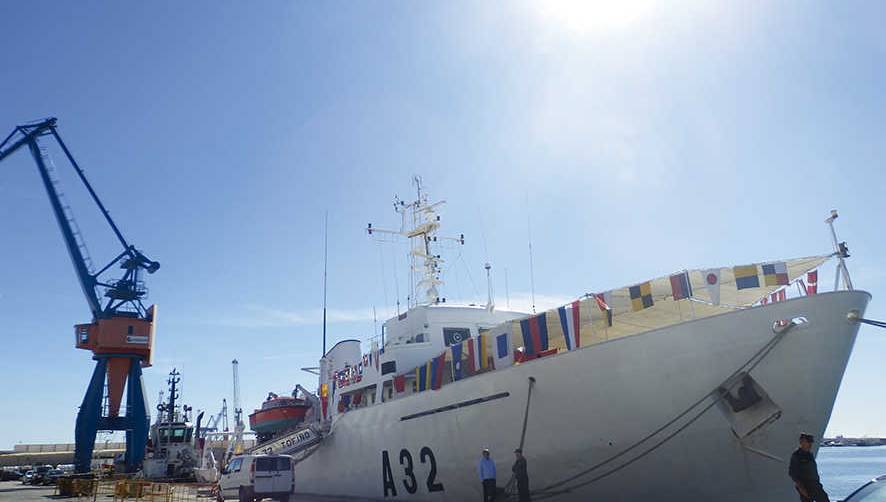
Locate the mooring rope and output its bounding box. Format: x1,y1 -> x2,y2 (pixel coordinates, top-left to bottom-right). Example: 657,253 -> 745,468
530,320 -> 800,499
857,317 -> 886,329
502,376 -> 537,500
519,377 -> 536,451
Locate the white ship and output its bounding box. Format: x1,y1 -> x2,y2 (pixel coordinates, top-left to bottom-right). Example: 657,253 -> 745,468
281,183 -> 868,501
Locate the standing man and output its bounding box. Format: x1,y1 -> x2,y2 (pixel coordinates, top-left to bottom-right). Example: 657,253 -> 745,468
477,448 -> 497,501
789,433 -> 830,502
512,448 -> 530,502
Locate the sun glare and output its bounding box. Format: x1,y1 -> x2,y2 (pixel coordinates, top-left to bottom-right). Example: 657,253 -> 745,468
536,0 -> 657,34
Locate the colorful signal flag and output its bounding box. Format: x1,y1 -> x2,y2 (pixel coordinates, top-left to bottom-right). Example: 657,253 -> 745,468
430,353 -> 446,390
393,374 -> 406,393
593,293 -> 613,327
415,361 -> 431,391
807,270 -> 818,295
669,271 -> 693,301
762,261 -> 789,286
495,332 -> 513,367
703,269 -> 721,305
557,301 -> 581,350
733,265 -> 760,290
466,338 -> 477,375
477,333 -> 489,371
629,282 -> 654,311
451,342 -> 463,381
520,312 -> 549,356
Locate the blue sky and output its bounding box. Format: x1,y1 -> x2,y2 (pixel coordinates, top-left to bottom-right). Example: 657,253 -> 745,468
0,1 -> 883,448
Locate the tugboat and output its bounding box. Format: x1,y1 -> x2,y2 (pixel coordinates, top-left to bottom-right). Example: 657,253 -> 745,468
249,386 -> 314,443
141,369 -> 200,480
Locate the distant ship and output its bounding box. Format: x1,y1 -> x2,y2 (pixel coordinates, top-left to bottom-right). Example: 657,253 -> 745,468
263,181 -> 868,501
142,369 -> 200,480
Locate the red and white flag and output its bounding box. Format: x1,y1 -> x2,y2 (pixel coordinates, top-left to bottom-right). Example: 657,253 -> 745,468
703,269 -> 721,305
807,270 -> 818,295
593,293 -> 613,327
393,374 -> 406,394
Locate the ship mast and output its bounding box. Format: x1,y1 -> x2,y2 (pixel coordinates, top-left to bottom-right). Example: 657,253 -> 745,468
167,369 -> 180,423
368,177 -> 463,308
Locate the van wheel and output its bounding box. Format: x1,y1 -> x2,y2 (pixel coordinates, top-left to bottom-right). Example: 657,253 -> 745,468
238,486 -> 254,502
278,496 -> 290,502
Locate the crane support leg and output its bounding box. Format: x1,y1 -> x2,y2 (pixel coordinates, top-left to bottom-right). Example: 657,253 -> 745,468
124,361 -> 149,471
74,355 -> 151,474
74,357 -> 107,473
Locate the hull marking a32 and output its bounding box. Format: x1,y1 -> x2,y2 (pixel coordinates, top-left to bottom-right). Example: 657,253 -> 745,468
381,446 -> 445,497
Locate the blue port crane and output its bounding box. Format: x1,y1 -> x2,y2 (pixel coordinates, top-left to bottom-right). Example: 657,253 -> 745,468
0,117 -> 160,473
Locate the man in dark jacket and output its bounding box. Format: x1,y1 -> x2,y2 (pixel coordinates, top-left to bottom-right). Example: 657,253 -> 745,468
789,433 -> 830,502
512,448 -> 530,502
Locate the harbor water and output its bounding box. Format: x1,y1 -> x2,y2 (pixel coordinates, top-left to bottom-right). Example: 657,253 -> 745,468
819,445 -> 886,499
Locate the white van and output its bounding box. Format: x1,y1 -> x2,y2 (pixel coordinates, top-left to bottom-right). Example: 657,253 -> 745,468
217,454 -> 294,502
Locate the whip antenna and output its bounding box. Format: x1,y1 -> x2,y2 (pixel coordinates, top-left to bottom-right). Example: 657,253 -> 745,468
322,211 -> 328,355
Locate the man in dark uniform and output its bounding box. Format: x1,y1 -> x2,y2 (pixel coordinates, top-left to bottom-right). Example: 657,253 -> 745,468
512,448 -> 530,502
789,433 -> 830,502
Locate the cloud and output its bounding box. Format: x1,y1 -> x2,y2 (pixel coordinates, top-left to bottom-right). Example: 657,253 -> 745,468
148,356 -> 188,374
260,351 -> 315,361
492,292 -> 577,313
209,291 -> 580,331
533,1 -> 658,37
211,304 -> 396,329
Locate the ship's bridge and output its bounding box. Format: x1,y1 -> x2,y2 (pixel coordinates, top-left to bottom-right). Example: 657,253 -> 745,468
381,304 -> 525,375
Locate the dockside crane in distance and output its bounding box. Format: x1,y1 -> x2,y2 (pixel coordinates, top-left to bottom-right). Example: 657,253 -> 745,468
226,359 -> 245,462
0,118 -> 160,473
203,398 -> 229,435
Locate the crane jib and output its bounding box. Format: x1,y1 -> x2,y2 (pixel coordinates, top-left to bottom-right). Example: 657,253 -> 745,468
0,117 -> 159,320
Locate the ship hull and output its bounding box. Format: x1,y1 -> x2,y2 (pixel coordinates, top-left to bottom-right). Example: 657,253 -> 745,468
293,291 -> 869,501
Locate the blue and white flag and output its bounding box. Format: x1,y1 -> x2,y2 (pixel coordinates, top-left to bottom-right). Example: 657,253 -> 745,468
451,342 -> 464,381
494,330 -> 513,368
